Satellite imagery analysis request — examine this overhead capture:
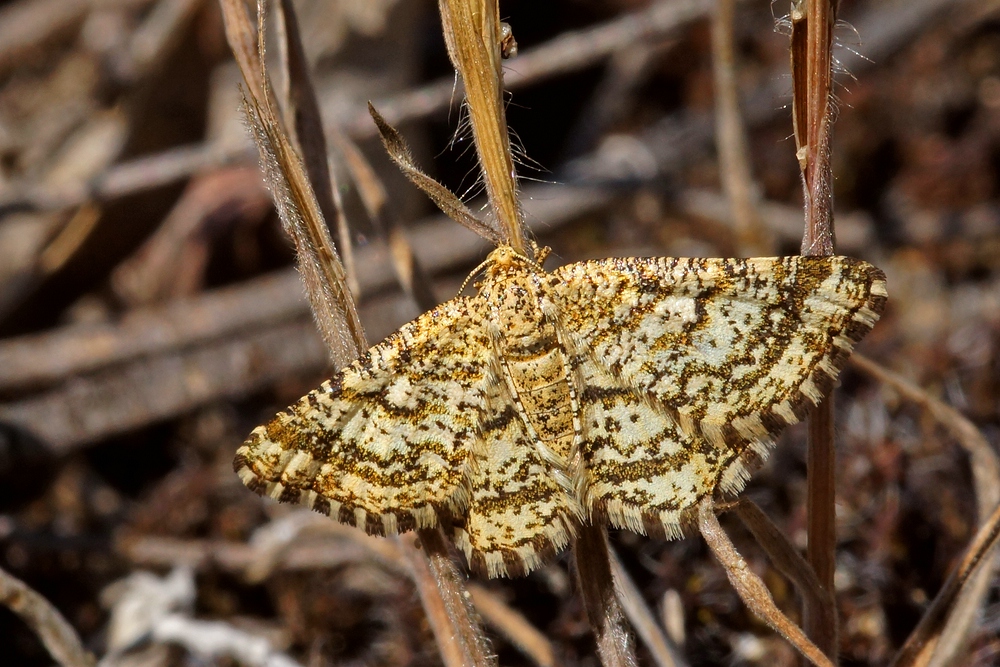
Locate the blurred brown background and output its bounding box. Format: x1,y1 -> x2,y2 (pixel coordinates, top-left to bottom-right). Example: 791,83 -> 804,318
0,0 -> 998,665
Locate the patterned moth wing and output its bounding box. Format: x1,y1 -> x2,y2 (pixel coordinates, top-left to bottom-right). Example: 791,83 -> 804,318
235,250 -> 585,578
236,247 -> 887,577
552,255 -> 888,538
235,297 -> 488,536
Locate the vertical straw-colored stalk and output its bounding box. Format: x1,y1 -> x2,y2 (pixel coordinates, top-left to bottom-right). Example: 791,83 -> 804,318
710,0 -> 770,256
435,4 -> 636,665
220,2 -> 494,665
438,0 -> 527,255
788,0 -> 839,662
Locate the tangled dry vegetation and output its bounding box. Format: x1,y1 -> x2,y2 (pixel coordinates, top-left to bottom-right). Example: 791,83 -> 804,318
1,0 -> 999,666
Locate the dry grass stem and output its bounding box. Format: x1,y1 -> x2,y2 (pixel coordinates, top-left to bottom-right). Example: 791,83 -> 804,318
697,498 -> 833,667
803,395 -> 837,659
333,132 -> 438,311
574,525 -> 638,667
0,563 -> 95,667
851,354 -> 1000,666
437,0 -> 525,254
788,1 -> 841,659
220,3 -> 493,664
273,0 -> 358,296
109,167 -> 270,306
730,500 -> 835,636
609,546 -> 687,667
36,203 -> 102,275
467,583 -> 557,667
709,0 -> 771,256
367,103 -> 503,247
219,0 -> 365,368
410,529 -> 496,667
790,0 -> 838,255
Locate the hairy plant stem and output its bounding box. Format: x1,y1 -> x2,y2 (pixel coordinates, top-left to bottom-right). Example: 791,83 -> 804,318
574,525 -> 638,667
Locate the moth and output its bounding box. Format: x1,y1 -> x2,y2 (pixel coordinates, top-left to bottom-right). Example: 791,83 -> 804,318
236,246 -> 886,577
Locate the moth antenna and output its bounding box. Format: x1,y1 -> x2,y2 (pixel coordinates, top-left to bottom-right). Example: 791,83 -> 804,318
457,252 -> 501,294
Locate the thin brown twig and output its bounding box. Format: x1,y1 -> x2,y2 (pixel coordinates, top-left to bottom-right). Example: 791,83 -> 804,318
410,529 -> 496,667
709,0 -> 771,256
224,2 -> 493,662
574,525 -> 638,667
608,546 -> 686,667
791,0 -> 838,256
367,103 -> 503,246
110,167 -> 270,306
729,500 -> 835,638
803,395 -> 837,660
361,0 -> 713,140
273,0 -> 359,296
697,497 -> 833,667
332,131 -> 439,311
789,0 -> 841,659
0,563 -> 95,667
851,354 -> 1000,666
220,0 -> 366,368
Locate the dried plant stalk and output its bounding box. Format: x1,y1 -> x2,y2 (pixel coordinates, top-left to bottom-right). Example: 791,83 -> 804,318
273,0 -> 359,296
220,3 -> 495,665
410,530 -> 496,667
697,498 -> 833,667
0,564 -> 95,667
790,0 -> 838,255
333,131 -> 439,311
368,103 -> 503,246
710,0 -> 770,256
574,525 -> 638,667
788,1 -> 841,659
609,546 -> 686,667
438,0 -> 526,254
730,500 -> 834,637
219,0 -> 365,368
467,583 -> 556,667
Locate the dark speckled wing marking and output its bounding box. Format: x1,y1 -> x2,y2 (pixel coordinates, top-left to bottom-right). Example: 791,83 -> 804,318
553,256 -> 887,537
234,297 -> 487,538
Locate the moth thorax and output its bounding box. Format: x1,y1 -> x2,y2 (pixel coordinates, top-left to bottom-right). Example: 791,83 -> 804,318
493,278 -> 553,354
